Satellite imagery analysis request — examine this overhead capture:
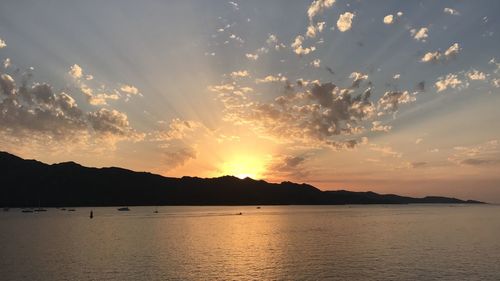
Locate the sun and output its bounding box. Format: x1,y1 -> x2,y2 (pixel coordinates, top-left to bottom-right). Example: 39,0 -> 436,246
219,155 -> 266,179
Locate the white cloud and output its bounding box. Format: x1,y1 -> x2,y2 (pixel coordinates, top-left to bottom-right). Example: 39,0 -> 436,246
230,70 -> 249,78
255,75 -> 287,84
370,144 -> 402,158
467,69 -> 486,81
69,64 -> 83,79
435,74 -> 463,92
306,25 -> 317,38
444,43 -> 461,57
291,35 -> 316,56
307,0 -> 335,21
378,91 -> 415,113
421,43 -> 461,63
311,59 -> 321,68
444,8 -> 460,16
3,58 -> 10,68
245,53 -> 259,60
371,121 -> 391,132
410,27 -> 428,42
383,14 -> 394,25
415,138 -> 423,144
0,37 -> 6,48
120,84 -> 139,95
337,12 -> 355,32
228,1 -> 239,11
421,51 -> 441,63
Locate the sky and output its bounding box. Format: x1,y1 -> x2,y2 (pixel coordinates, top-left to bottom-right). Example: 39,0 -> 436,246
0,0 -> 499,202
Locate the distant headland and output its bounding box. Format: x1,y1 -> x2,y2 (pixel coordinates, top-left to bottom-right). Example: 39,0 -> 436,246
0,151 -> 484,207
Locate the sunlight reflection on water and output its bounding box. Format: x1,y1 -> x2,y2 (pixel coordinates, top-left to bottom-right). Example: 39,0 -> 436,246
1,205 -> 500,280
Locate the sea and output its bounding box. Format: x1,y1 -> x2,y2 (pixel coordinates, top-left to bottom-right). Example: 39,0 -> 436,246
1,205 -> 499,280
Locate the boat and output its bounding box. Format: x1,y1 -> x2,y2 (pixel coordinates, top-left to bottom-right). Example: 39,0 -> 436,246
256,206 -> 261,209
22,209 -> 34,213
34,208 -> 47,212
117,207 -> 130,211
3,207 -> 9,212
67,209 -> 76,212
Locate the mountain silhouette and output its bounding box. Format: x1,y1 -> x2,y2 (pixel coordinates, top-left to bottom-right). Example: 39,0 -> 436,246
0,151 -> 483,207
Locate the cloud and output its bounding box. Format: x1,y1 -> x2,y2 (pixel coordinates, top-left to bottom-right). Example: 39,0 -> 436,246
449,140 -> 500,166
291,35 -> 316,56
378,91 -> 415,113
230,70 -> 249,79
350,72 -> 368,88
337,12 -> 355,32
415,138 -> 423,144
266,34 -> 286,50
307,0 -> 335,22
120,84 -> 139,95
371,121 -> 391,132
228,1 -> 239,11
444,8 -> 460,16
459,158 -> 500,166
67,64 -> 128,105
0,67 -> 142,154
410,27 -> 428,42
421,43 -> 461,63
163,145 -> 197,169
3,58 -> 11,68
69,64 -> 83,79
306,21 -> 327,38
467,69 -> 487,81
444,43 -> 461,58
411,162 -> 427,168
435,73 -> 463,92
311,59 -> 321,68
255,74 -> 287,84
151,119 -> 206,142
370,144 -> 402,158
0,74 -> 15,96
87,108 -> 136,138
383,14 -> 394,25
0,37 -> 6,48
265,154 -> 310,180
212,78 -> 375,150
245,53 -> 259,60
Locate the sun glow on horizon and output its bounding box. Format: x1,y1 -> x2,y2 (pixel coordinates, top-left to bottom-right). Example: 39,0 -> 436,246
218,155 -> 267,179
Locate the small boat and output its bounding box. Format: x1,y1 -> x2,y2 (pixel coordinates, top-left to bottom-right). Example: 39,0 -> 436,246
60,208 -> 66,211
22,209 -> 34,213
90,210 -> 93,219
256,206 -> 261,209
117,207 -> 130,211
238,212 -> 242,215
34,208 -> 47,212
67,209 -> 76,212
3,207 -> 9,212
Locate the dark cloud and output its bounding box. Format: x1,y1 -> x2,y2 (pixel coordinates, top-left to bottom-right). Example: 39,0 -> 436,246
266,155 -> 310,180
460,158 -> 500,166
411,161 -> 427,168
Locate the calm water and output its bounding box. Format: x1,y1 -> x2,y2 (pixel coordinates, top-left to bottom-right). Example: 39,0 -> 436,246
1,205 -> 500,280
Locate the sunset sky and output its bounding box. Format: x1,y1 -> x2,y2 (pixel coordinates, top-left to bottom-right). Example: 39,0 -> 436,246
1,0 -> 499,202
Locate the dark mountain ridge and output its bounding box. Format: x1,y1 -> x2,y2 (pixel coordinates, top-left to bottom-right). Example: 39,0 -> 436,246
0,151 -> 484,207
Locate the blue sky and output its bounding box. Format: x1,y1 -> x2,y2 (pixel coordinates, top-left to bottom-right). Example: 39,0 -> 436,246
1,0 -> 499,201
